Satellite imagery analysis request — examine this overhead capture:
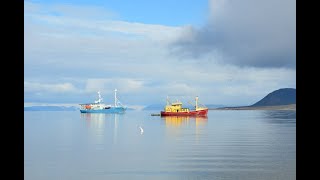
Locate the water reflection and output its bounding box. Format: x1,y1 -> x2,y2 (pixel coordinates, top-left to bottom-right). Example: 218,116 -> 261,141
260,110 -> 296,124
195,116 -> 208,127
162,115 -> 208,144
25,111 -> 296,180
80,113 -> 122,145
161,116 -> 208,127
81,113 -> 107,128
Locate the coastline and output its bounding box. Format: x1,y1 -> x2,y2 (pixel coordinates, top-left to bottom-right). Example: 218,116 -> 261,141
210,104 -> 296,111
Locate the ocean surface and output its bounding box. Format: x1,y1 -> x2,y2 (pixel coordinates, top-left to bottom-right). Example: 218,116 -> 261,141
24,110 -> 296,180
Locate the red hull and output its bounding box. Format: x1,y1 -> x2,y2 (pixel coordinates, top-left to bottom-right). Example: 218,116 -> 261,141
160,109 -> 208,116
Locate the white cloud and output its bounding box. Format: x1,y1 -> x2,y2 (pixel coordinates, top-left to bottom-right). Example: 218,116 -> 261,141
84,78 -> 145,93
25,10 -> 183,43
24,1 -> 296,106
24,81 -> 77,93
24,102 -> 79,107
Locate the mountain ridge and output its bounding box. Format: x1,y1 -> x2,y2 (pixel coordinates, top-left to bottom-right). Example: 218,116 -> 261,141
216,88 -> 296,110
251,88 -> 296,107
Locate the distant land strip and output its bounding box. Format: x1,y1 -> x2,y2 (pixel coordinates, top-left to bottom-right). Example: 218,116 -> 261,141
210,104 -> 296,111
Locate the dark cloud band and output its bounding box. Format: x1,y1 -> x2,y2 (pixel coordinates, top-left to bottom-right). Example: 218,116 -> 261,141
169,0 -> 296,69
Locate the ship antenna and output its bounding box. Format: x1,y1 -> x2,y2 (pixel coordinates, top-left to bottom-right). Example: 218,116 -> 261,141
114,89 -> 117,107
195,96 -> 199,109
95,91 -> 103,103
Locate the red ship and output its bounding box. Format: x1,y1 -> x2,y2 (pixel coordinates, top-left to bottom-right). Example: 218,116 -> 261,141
160,96 -> 208,116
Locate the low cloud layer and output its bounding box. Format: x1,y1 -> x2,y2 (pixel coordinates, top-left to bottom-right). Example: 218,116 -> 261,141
170,0 -> 296,68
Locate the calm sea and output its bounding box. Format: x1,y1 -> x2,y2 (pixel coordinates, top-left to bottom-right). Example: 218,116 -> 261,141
24,110 -> 296,180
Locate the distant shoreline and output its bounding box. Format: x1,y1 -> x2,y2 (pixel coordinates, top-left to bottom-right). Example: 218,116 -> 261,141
210,104 -> 296,111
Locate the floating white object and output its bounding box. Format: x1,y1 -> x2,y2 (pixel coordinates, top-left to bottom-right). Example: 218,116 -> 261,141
139,126 -> 144,134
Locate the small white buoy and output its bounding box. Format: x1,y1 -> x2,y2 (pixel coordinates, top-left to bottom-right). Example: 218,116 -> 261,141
139,126 -> 144,134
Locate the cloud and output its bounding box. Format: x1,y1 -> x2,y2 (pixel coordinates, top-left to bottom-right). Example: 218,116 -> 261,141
169,0 -> 296,68
24,81 -> 77,93
24,1 -> 296,106
84,78 -> 145,93
25,1 -> 118,20
24,102 -> 79,107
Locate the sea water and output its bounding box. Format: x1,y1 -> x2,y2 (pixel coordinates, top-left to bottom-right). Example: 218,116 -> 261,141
24,110 -> 296,180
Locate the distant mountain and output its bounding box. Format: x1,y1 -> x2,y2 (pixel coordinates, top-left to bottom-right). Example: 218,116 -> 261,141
215,88 -> 296,110
251,88 -> 296,107
142,104 -> 165,110
24,106 -> 79,111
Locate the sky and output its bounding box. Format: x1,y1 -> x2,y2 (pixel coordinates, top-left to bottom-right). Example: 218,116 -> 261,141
24,0 -> 296,109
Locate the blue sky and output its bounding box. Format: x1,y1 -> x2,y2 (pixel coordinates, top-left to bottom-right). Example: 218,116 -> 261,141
24,0 -> 296,109
25,0 -> 209,26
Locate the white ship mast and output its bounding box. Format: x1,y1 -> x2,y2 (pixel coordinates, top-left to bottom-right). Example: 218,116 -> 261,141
95,91 -> 103,103
114,89 -> 117,107
195,96 -> 198,109
114,89 -> 125,108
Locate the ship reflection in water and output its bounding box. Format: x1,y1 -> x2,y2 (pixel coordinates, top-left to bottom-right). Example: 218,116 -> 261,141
161,115 -> 208,127
81,113 -> 107,128
161,115 -> 208,139
80,113 -> 122,145
25,111 -> 295,180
